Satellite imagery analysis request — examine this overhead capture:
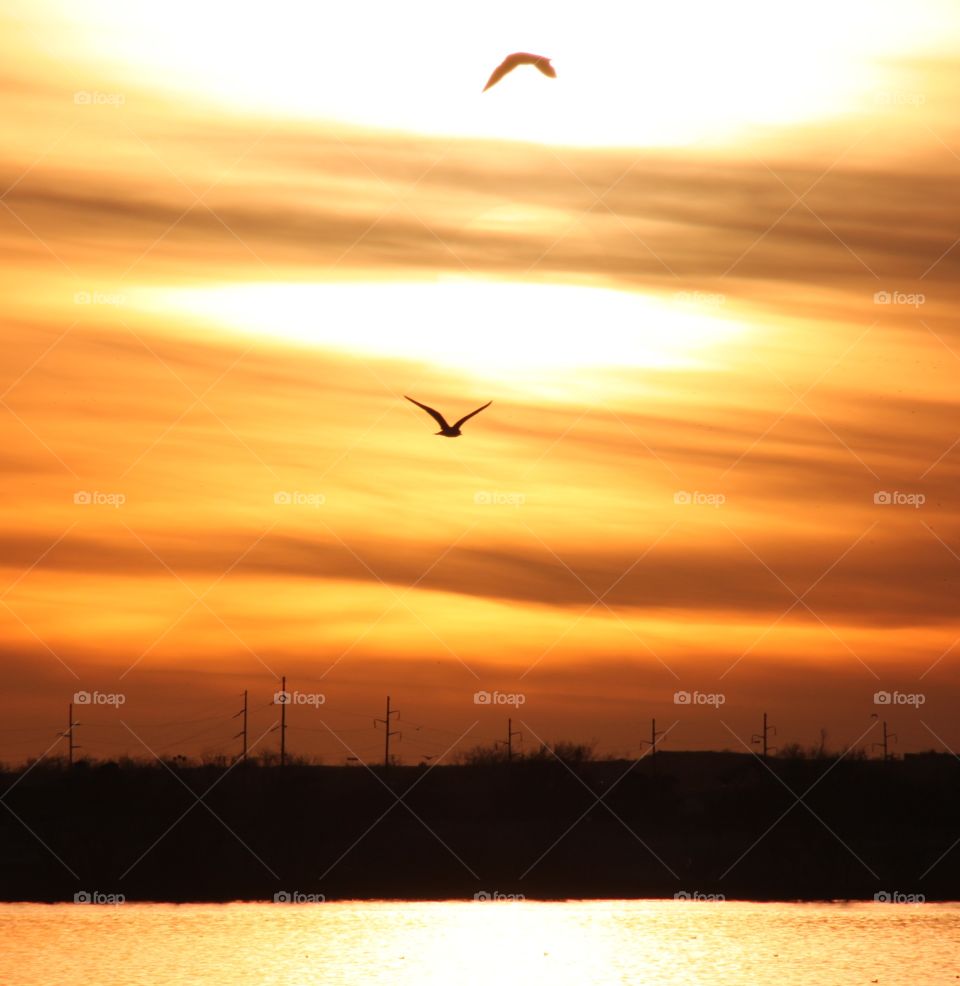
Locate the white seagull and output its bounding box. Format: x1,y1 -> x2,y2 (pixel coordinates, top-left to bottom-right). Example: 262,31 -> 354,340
404,396 -> 492,437
483,52 -> 556,92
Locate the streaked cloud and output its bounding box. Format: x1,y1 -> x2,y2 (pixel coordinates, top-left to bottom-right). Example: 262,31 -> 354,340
2,3 -> 960,760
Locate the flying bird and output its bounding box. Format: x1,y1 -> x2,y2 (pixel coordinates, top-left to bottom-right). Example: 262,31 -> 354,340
404,396 -> 492,437
483,52 -> 556,92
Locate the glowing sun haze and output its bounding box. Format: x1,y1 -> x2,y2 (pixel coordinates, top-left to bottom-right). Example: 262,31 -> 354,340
137,280 -> 748,378
33,0 -> 960,145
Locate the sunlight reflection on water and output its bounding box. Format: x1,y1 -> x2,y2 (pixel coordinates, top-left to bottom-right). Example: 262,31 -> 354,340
3,899 -> 959,986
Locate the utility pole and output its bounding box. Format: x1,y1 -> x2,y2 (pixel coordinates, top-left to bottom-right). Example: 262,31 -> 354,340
271,677 -> 288,765
752,712 -> 777,760
872,720 -> 897,761
507,718 -> 522,762
499,718 -> 522,762
649,718 -> 664,759
280,676 -> 287,766
641,718 -> 664,767
233,690 -> 248,762
64,702 -> 79,767
374,695 -> 400,768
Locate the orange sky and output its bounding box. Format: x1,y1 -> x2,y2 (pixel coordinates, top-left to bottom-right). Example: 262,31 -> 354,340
2,1 -> 960,764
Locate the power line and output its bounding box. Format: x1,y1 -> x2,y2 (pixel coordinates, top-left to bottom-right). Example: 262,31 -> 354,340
60,702 -> 79,767
232,690 -> 248,763
374,695 -> 400,768
496,718 -> 522,762
752,713 -> 777,760
271,676 -> 288,766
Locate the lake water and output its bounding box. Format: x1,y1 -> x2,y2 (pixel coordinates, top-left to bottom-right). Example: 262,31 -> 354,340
2,900 -> 957,985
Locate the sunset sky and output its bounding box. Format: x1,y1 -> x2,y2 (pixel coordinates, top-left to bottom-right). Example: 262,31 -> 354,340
3,0 -> 960,765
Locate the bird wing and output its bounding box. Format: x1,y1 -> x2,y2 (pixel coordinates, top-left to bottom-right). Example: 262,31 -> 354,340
405,396 -> 450,430
453,400 -> 492,430
535,58 -> 556,78
483,58 -> 516,91
483,53 -> 554,90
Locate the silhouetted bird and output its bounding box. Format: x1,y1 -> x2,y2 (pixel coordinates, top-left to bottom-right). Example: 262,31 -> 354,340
483,53 -> 556,91
404,396 -> 492,437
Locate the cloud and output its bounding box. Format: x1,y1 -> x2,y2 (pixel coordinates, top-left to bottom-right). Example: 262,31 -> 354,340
4,51 -> 960,756
1,509 -> 958,628
2,67 -> 960,325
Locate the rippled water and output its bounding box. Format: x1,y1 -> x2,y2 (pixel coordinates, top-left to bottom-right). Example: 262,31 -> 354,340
2,900 -> 958,985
